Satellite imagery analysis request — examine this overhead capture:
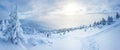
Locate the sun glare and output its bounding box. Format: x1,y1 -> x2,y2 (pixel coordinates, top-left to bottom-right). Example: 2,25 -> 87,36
62,2 -> 86,16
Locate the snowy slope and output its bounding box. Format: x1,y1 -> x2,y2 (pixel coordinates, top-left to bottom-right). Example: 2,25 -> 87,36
82,19 -> 120,50
0,18 -> 120,50
23,19 -> 120,50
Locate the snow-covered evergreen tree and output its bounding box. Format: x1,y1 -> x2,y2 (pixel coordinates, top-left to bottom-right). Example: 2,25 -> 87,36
100,18 -> 106,25
116,12 -> 120,19
3,5 -> 25,45
93,22 -> 97,26
107,16 -> 113,25
1,20 -> 7,31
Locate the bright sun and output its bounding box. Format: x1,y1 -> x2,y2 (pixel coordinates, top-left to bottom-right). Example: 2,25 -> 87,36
62,2 -> 86,16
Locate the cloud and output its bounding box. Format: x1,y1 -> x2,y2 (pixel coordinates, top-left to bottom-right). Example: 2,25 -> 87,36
0,0 -> 11,19
0,0 -> 31,19
83,0 -> 120,13
18,0 -> 120,28
0,0 -> 120,28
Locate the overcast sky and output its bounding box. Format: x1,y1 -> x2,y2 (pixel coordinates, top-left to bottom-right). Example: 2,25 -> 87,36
0,0 -> 120,28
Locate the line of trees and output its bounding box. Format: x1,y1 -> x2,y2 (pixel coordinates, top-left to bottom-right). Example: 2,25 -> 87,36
92,12 -> 120,27
40,12 -> 120,36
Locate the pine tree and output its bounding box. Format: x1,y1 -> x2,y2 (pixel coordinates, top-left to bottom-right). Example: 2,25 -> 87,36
116,12 -> 120,19
107,16 -> 113,25
93,22 -> 97,26
101,18 -> 106,25
3,5 -> 25,45
1,20 -> 7,31
96,22 -> 100,25
93,21 -> 100,26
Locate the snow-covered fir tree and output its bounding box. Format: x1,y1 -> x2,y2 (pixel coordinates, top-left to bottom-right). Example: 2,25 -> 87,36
100,18 -> 106,25
0,20 -> 7,31
116,12 -> 120,19
107,16 -> 113,25
3,5 -> 25,45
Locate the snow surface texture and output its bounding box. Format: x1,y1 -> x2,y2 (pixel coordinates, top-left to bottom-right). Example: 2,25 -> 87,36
0,5 -> 120,50
0,16 -> 120,50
